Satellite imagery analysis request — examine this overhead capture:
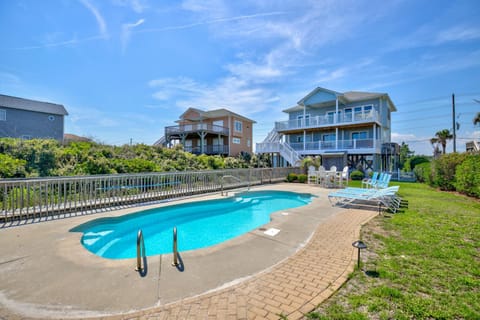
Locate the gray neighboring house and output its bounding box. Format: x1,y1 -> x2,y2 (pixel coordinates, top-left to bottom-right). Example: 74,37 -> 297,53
0,94 -> 68,141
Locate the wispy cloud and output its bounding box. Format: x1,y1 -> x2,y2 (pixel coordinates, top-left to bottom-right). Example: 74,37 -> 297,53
137,11 -> 286,34
148,76 -> 279,116
112,0 -> 148,13
435,25 -> 480,44
2,35 -> 104,51
79,0 -> 108,38
121,18 -> 145,53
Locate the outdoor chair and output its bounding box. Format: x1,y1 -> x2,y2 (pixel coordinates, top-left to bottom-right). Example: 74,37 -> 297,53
328,186 -> 401,213
339,166 -> 349,187
362,172 -> 378,188
307,166 -> 317,184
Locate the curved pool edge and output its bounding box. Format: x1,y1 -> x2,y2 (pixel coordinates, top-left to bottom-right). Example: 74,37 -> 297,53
0,183 -> 355,319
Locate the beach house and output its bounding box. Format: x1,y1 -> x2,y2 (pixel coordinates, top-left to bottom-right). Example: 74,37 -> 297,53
0,94 -> 68,142
256,87 -> 398,171
157,108 -> 255,157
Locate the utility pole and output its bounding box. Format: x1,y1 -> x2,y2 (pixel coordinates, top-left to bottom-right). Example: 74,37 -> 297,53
452,93 -> 456,153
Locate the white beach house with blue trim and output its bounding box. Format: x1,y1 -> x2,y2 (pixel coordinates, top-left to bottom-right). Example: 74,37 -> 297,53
257,87 -> 398,171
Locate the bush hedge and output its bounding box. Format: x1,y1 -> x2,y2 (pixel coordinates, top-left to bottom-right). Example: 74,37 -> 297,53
297,174 -> 307,183
454,154 -> 480,197
415,152 -> 479,199
350,170 -> 364,180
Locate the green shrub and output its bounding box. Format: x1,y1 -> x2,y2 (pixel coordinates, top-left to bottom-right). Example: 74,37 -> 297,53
0,153 -> 27,178
413,162 -> 432,183
287,173 -> 298,182
432,153 -> 467,190
297,174 -> 307,183
454,154 -> 480,198
350,170 -> 364,180
404,156 -> 430,171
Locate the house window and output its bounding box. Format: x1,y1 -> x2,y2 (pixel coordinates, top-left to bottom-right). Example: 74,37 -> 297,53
0,109 -> 6,121
297,114 -> 310,126
344,108 -> 352,121
21,135 -> 32,140
247,139 -> 251,147
352,131 -> 368,140
233,137 -> 241,144
234,120 -> 243,132
322,134 -> 335,141
48,115 -> 55,121
326,111 -> 335,123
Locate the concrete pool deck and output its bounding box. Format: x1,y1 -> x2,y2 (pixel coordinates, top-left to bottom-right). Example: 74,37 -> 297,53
0,184 -> 378,320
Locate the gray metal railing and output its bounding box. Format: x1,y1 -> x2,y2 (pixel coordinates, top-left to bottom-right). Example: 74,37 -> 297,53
1,167 -> 300,224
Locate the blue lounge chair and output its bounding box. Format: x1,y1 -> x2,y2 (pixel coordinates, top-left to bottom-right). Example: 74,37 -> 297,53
361,172 -> 378,188
328,186 -> 401,213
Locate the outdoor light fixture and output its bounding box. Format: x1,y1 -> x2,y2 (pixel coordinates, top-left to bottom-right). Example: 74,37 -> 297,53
352,240 -> 367,269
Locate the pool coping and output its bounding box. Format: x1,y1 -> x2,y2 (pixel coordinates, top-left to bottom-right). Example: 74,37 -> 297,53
0,183 -> 378,319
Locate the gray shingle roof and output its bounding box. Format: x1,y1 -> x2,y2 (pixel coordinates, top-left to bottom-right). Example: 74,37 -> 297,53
0,94 -> 68,115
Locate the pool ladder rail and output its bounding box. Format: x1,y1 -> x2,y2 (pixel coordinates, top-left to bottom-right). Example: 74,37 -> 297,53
135,227 -> 181,272
135,229 -> 145,272
220,175 -> 250,196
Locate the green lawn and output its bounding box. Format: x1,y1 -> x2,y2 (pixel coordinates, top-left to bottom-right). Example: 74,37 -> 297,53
307,181 -> 480,320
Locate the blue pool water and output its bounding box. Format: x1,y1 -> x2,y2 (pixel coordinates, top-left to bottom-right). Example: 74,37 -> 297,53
73,190 -> 312,259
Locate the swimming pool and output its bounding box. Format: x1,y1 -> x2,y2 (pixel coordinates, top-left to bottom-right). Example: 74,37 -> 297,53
73,190 -> 313,259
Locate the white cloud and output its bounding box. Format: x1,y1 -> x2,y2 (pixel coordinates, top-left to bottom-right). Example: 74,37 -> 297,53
121,18 -> 145,53
149,76 -> 279,116
434,26 -> 480,44
112,0 -> 148,13
79,0 -> 108,38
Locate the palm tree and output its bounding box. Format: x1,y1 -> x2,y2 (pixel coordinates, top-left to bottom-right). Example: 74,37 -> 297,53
432,129 -> 453,154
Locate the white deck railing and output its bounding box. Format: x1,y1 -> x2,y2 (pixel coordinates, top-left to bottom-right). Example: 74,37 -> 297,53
275,110 -> 379,131
289,139 -> 381,151
1,167 -> 300,225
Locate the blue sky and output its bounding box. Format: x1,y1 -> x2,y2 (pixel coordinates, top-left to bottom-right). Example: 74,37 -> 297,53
1,0 -> 479,155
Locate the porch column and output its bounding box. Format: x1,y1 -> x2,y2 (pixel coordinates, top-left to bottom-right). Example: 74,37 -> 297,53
197,131 -> 207,154
180,134 -> 187,147
335,97 -> 338,124
303,102 -> 306,127
335,128 -> 338,149
373,124 -> 377,151
303,130 -> 306,151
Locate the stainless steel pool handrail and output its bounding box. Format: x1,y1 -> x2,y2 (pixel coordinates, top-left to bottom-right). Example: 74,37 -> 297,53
135,229 -> 145,271
172,226 -> 179,266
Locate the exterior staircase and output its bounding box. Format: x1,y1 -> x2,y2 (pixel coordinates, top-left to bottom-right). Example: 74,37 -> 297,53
256,128 -> 302,166
153,136 -> 166,146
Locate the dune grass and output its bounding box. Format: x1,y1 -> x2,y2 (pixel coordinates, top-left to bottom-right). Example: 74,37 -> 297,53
306,181 -> 480,319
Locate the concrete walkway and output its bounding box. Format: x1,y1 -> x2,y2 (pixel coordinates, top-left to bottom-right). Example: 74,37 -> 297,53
0,184 -> 377,320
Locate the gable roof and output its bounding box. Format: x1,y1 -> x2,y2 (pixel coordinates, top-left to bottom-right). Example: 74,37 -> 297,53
284,87 -> 397,112
178,107 -> 256,123
0,94 -> 68,115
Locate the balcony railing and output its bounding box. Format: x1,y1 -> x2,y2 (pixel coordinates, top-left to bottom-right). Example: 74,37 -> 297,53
184,145 -> 229,155
289,139 -> 380,151
275,110 -> 379,132
166,124 -> 229,136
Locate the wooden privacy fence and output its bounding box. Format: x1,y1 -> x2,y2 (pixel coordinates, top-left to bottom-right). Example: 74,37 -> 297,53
1,167 -> 300,224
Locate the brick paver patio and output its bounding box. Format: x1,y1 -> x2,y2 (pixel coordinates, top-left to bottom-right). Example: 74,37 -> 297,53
105,208 -> 377,320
